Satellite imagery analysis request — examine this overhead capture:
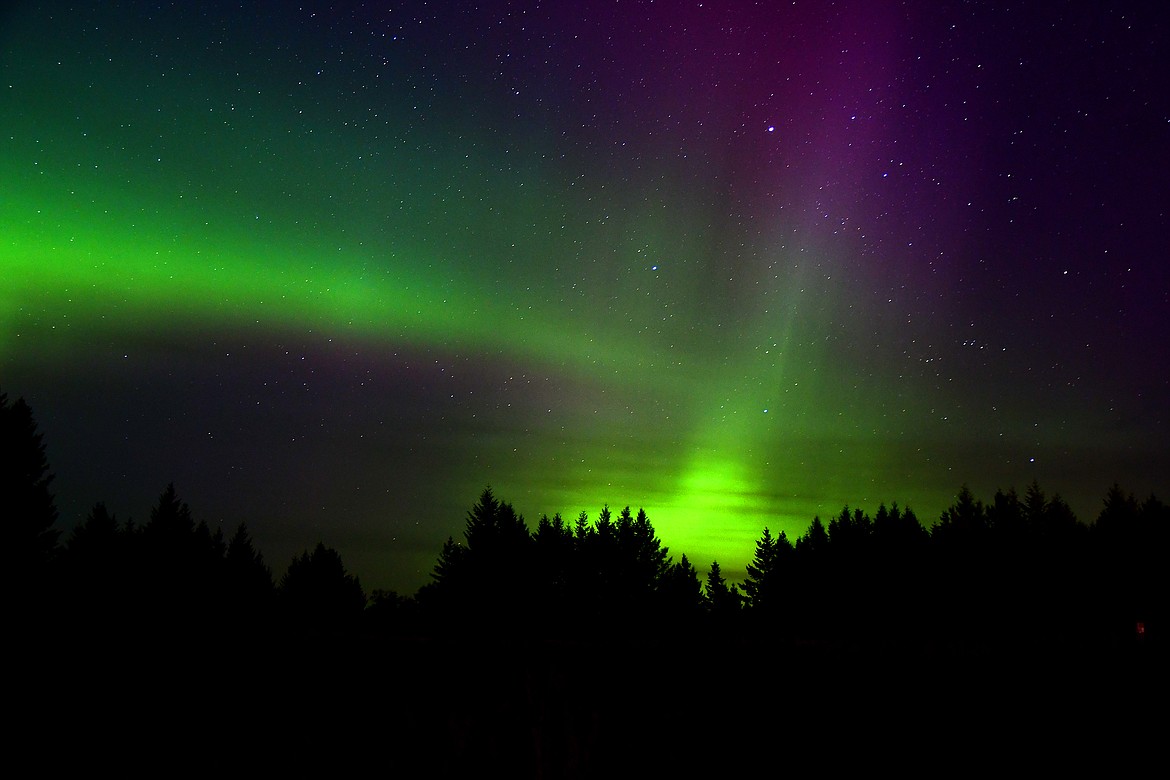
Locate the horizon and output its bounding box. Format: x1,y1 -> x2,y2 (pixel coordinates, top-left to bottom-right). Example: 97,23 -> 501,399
12,397 -> 1156,595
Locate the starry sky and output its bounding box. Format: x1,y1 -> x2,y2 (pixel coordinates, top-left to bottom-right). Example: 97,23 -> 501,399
3,1 -> 1168,594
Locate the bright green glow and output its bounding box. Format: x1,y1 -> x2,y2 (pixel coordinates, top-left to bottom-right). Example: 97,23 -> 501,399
666,457 -> 772,542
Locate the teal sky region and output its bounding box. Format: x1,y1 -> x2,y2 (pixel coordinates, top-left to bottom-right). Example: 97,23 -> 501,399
3,1 -> 1168,593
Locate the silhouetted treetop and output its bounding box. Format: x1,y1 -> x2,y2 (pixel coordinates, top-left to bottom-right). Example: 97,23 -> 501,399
430,535 -> 469,588
872,502 -> 927,548
742,527 -> 792,613
280,542 -> 366,622
225,522 -> 274,601
464,486 -> 529,554
705,560 -> 742,618
144,483 -> 195,545
1,390 -> 60,574
660,553 -> 704,619
1095,483 -> 1141,537
66,501 -> 119,555
795,515 -> 828,557
934,484 -> 988,541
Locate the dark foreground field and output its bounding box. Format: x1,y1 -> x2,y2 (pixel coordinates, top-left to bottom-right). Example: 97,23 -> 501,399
18,626 -> 1159,777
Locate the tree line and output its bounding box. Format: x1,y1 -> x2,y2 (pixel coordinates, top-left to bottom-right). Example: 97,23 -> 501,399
4,388 -> 1165,649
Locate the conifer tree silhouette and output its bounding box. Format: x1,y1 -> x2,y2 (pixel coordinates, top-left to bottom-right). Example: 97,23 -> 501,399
280,542 -> 366,628
705,561 -> 741,620
63,502 -> 130,627
224,522 -> 274,624
138,483 -> 202,624
742,526 -> 792,615
144,483 -> 195,546
66,501 -> 120,558
424,487 -> 532,631
660,553 -> 704,622
1,390 -> 60,581
532,512 -> 574,629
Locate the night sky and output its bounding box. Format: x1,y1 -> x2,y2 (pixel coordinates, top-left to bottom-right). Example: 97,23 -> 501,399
3,1 -> 1167,594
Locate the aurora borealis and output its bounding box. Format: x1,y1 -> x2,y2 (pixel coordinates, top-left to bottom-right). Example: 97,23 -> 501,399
3,1 -> 1167,594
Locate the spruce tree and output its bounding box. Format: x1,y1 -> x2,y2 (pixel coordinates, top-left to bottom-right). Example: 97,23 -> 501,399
280,542 -> 366,624
743,527 -> 791,614
1,391 -> 60,577
705,561 -> 741,617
